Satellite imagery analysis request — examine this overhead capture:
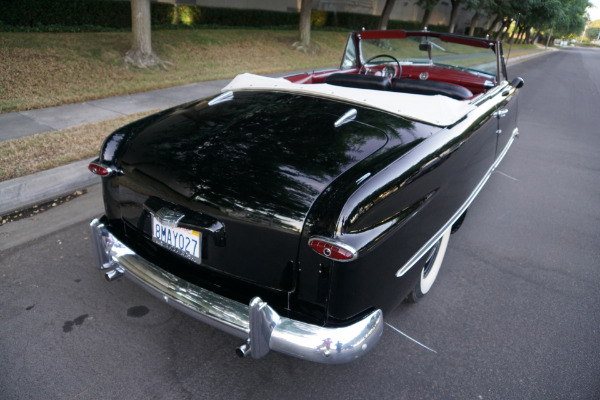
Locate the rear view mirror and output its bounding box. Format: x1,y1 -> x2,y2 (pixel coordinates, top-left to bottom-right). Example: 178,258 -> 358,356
419,43 -> 430,52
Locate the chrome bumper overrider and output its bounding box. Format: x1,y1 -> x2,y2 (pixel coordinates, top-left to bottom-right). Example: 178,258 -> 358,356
89,218 -> 383,364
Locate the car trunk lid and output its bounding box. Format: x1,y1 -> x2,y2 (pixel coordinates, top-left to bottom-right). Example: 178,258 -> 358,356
113,91 -> 388,291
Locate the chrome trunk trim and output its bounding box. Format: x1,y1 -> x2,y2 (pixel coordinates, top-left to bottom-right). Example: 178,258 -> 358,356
334,108 -> 357,127
89,219 -> 383,364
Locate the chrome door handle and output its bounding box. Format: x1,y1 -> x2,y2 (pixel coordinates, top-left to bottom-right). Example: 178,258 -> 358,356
493,108 -> 509,118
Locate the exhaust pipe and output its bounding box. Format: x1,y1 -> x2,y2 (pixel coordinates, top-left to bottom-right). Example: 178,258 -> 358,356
236,341 -> 251,358
105,267 -> 125,282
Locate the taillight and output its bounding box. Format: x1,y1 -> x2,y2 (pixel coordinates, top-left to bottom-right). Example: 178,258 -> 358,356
88,162 -> 116,177
308,237 -> 357,262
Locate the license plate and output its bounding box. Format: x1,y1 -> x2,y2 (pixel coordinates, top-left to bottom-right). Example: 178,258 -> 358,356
152,217 -> 201,261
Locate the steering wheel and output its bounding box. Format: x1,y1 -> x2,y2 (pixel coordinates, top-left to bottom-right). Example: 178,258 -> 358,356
359,54 -> 401,80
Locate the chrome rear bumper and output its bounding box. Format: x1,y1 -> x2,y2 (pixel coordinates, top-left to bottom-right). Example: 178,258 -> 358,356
89,218 -> 383,364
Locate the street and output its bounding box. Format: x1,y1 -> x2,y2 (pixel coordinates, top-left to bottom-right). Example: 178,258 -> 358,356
1,47 -> 599,399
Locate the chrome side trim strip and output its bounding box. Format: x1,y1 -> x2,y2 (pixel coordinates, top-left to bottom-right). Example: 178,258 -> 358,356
89,219 -> 383,364
395,128 -> 518,277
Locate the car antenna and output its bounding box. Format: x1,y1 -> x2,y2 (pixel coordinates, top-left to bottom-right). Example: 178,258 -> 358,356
505,13 -> 520,68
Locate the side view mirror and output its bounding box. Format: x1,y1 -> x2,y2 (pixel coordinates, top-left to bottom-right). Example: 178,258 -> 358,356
511,77 -> 524,89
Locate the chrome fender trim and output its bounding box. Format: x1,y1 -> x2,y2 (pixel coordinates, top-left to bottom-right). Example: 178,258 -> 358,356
89,219 -> 383,364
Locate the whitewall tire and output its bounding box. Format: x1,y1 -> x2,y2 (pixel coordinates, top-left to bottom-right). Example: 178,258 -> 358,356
406,226 -> 451,302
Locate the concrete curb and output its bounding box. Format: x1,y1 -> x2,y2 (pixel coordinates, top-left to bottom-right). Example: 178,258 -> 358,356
0,183 -> 104,252
0,158 -> 99,216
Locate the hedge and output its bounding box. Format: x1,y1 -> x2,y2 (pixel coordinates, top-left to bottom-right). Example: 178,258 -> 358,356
0,0 -> 174,29
0,0 -> 446,32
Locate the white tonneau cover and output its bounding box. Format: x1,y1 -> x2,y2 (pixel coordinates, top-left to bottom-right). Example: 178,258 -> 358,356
222,73 -> 477,127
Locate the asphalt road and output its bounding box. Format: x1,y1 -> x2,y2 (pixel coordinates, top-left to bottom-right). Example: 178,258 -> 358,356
1,47 -> 599,400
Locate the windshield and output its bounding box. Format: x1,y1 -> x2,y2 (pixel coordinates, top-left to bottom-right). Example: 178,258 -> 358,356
354,36 -> 497,77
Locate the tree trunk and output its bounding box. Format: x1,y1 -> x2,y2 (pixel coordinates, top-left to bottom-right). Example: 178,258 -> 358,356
485,15 -> 502,37
124,0 -> 164,68
420,8 -> 433,29
299,0 -> 312,47
545,28 -> 553,49
448,0 -> 461,34
378,0 -> 396,30
509,25 -> 519,45
293,0 -> 317,54
495,18 -> 510,40
468,10 -> 479,36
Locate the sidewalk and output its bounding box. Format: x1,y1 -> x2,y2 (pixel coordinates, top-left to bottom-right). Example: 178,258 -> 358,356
0,52 -> 551,217
0,79 -> 232,142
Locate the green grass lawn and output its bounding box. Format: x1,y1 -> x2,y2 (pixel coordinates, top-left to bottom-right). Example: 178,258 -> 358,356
0,111 -> 154,181
0,29 -> 348,113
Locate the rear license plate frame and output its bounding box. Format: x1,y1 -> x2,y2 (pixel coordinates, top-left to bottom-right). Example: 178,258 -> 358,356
151,216 -> 201,263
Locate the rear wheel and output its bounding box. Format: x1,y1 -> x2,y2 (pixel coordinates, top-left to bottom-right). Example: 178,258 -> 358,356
406,226 -> 451,303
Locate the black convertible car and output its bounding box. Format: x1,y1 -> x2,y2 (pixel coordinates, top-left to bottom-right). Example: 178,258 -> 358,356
89,29 -> 523,363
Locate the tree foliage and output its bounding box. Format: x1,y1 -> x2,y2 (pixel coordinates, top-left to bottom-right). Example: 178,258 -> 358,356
586,26 -> 600,40
461,0 -> 590,39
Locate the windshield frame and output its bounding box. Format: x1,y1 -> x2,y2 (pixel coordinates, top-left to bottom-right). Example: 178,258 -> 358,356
342,30 -> 505,84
